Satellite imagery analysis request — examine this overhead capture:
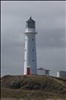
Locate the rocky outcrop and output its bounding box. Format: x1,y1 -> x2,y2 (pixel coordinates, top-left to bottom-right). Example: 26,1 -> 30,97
9,81 -> 21,89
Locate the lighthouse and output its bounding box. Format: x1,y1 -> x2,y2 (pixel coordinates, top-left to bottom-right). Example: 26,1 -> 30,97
24,17 -> 38,75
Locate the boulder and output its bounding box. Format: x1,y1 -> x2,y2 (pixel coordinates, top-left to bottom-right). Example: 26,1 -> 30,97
9,81 -> 21,89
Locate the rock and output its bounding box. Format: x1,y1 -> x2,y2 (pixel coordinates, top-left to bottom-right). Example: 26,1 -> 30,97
9,81 -> 21,89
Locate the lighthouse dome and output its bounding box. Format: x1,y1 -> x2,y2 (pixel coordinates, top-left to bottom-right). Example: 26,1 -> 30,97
26,17 -> 35,28
26,17 -> 35,23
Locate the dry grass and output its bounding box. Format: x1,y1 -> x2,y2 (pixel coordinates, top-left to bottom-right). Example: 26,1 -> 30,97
1,98 -> 24,100
1,75 -> 66,99
1,98 -> 65,100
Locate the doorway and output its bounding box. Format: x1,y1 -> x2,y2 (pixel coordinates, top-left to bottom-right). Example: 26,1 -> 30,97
27,68 -> 30,75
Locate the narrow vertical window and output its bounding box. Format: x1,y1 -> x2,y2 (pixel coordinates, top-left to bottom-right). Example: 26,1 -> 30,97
32,39 -> 34,41
32,60 -> 34,62
32,49 -> 34,51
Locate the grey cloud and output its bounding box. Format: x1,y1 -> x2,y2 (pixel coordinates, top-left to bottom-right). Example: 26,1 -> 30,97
37,48 -> 65,76
1,1 -> 65,76
37,28 -> 65,48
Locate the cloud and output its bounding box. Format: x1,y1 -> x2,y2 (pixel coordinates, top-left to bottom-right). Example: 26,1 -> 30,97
1,1 -> 65,76
37,28 -> 65,49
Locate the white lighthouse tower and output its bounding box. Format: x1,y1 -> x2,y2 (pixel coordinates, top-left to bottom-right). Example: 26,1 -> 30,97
24,17 -> 37,75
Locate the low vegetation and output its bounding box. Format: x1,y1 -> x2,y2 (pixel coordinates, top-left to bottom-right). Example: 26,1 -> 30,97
1,75 -> 66,100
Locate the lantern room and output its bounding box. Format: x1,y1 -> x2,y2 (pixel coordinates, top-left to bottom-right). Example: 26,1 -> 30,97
26,17 -> 35,28
25,17 -> 35,33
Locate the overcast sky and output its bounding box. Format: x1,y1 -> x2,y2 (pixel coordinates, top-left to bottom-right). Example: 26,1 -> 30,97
1,1 -> 66,76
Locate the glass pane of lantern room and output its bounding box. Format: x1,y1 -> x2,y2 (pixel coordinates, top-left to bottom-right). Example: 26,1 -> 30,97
26,22 -> 35,28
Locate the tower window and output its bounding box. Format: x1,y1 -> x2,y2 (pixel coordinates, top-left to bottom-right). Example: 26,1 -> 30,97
32,49 -> 34,51
32,39 -> 34,41
32,60 -> 34,62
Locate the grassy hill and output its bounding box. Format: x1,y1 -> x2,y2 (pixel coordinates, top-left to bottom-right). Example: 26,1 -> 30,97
1,75 -> 66,100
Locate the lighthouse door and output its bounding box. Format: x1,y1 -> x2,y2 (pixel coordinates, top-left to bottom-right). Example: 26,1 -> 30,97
27,68 -> 30,75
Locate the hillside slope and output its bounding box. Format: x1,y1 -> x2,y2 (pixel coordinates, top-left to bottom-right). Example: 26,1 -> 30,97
1,75 -> 66,100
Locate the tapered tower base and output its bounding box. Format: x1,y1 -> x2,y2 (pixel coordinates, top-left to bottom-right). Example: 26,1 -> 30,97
24,17 -> 38,75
